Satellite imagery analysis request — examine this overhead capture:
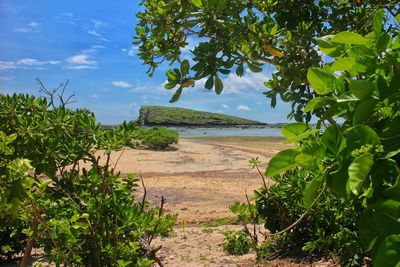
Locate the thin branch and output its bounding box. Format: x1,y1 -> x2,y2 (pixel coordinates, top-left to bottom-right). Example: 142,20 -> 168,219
255,164 -> 268,189
245,190 -> 258,246
139,172 -> 147,212
112,146 -> 126,174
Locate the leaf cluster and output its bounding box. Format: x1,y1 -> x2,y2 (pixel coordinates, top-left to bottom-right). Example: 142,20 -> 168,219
135,0 -> 398,120
264,12 -> 400,266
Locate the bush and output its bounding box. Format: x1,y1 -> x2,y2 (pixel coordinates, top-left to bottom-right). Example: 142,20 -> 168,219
254,169 -> 364,266
223,230 -> 252,256
139,126 -> 179,150
0,91 -> 176,265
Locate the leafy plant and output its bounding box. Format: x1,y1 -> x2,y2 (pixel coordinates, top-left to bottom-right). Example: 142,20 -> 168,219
139,126 -> 179,150
263,13 -> 400,266
0,89 -> 176,266
255,169 -> 364,266
223,230 -> 252,256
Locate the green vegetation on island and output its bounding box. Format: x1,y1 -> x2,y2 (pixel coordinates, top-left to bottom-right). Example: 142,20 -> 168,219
137,106 -> 266,126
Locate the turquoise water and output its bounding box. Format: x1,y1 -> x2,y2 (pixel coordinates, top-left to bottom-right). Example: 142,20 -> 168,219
167,126 -> 283,137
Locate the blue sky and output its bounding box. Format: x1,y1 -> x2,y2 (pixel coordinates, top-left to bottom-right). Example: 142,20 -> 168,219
0,0 -> 291,124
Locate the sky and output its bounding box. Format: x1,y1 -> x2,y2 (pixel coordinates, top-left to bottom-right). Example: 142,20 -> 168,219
0,0 -> 292,124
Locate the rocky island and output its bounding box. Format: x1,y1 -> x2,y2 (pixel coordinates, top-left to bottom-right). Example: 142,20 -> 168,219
137,106 -> 267,127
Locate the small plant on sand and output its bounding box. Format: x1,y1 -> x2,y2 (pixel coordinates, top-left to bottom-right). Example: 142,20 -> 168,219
222,230 -> 252,256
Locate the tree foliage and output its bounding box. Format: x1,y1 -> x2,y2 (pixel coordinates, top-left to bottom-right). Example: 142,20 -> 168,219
135,1 -> 400,265
135,0 -> 398,120
0,92 -> 176,266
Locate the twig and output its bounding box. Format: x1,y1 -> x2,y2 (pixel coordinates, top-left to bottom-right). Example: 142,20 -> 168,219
255,164 -> 268,189
20,218 -> 39,267
245,190 -> 258,246
112,146 -> 126,174
139,172 -> 147,212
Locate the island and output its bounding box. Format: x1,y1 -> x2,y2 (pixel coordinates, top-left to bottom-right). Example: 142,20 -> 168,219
137,106 -> 267,127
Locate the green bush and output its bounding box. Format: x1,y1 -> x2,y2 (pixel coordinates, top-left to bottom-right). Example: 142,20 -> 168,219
140,126 -> 179,150
223,230 -> 252,256
0,92 -> 176,265
255,169 -> 364,266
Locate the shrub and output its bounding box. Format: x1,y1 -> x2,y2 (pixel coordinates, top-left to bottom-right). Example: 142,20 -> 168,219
223,230 -> 252,256
0,90 -> 176,265
255,169 -> 364,266
140,126 -> 179,150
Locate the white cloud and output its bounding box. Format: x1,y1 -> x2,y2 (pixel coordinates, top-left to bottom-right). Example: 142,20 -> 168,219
66,55 -> 97,70
0,58 -> 61,71
112,81 -> 131,88
67,55 -> 96,65
65,45 -> 104,70
0,61 -> 17,71
91,94 -> 99,99
122,46 -> 139,57
87,20 -> 108,38
28,22 -> 40,27
237,104 -> 250,111
17,58 -> 61,66
57,13 -> 78,24
222,104 -> 229,109
189,69 -> 271,96
15,21 -> 41,33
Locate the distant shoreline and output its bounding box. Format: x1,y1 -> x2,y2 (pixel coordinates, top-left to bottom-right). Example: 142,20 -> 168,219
102,123 -> 289,129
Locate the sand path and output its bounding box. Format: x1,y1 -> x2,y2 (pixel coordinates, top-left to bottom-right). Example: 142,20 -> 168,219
102,137 -> 322,267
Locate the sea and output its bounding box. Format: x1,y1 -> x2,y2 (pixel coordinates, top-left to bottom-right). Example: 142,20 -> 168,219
166,126 -> 283,137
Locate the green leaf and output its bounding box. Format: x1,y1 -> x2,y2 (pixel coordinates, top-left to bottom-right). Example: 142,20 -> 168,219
353,99 -> 378,125
359,208 -> 380,251
307,67 -> 337,95
205,76 -> 214,90
164,82 -> 177,89
191,0 -> 202,8
166,70 -> 178,81
346,125 -> 380,152
373,9 -> 385,35
327,165 -> 349,198
304,97 -> 335,112
322,125 -> 346,159
215,76 -> 223,94
330,31 -> 369,45
317,37 -> 345,57
236,64 -> 244,77
247,62 -> 263,73
265,149 -> 299,177
169,87 -> 183,103
270,23 -> 278,35
180,59 -> 190,75
295,141 -> 325,169
384,176 -> 400,201
303,173 -> 324,208
347,153 -> 374,195
374,234 -> 400,267
281,123 -> 310,143
373,200 -> 400,236
348,79 -> 375,100
376,32 -> 391,52
331,57 -> 367,74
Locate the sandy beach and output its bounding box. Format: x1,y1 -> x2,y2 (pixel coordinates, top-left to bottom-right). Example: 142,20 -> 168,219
107,137 -> 288,223
96,136 -> 326,267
